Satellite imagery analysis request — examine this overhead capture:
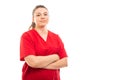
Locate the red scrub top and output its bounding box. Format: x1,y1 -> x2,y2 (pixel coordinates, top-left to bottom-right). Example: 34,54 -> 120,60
20,29 -> 68,80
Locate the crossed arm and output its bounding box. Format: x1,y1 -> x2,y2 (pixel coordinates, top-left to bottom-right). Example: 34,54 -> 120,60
24,54 -> 68,69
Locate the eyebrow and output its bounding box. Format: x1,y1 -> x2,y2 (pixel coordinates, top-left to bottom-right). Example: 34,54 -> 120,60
35,12 -> 48,14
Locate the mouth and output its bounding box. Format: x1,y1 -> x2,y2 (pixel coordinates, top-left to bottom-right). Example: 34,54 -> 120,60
40,21 -> 46,23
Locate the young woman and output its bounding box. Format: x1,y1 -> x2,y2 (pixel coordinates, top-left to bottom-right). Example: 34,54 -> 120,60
20,5 -> 68,80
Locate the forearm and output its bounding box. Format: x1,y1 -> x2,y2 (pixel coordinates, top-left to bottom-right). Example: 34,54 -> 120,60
44,57 -> 68,69
25,54 -> 59,68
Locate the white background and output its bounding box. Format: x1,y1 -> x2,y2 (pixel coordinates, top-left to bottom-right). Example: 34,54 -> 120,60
0,0 -> 120,80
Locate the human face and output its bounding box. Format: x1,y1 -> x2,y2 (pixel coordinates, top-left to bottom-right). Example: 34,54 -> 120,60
33,8 -> 49,28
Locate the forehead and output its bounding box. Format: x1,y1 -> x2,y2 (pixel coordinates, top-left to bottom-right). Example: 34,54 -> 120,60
34,8 -> 48,14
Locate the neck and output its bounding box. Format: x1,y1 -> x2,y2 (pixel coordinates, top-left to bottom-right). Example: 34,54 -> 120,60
35,26 -> 48,34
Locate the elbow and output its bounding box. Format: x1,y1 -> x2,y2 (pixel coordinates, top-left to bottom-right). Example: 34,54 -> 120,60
27,60 -> 45,68
26,60 -> 46,68
24,55 -> 40,68
25,59 -> 38,68
65,60 -> 68,67
64,57 -> 68,67
66,62 -> 68,67
61,57 -> 68,68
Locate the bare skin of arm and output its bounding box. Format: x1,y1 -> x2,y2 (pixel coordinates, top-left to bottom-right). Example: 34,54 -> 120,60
24,54 -> 59,68
44,57 -> 68,69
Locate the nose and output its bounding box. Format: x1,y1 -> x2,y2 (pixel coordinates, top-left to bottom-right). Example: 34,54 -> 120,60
41,14 -> 45,19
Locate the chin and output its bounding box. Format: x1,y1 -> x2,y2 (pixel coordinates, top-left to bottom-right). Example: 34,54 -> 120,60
37,23 -> 47,27
39,25 -> 46,27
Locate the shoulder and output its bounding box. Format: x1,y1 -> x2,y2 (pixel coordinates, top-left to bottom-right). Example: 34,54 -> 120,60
21,29 -> 34,38
48,30 -> 62,41
48,30 -> 59,37
48,30 -> 57,35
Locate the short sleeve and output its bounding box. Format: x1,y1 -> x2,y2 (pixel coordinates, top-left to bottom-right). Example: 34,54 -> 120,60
57,35 -> 68,59
20,32 -> 36,61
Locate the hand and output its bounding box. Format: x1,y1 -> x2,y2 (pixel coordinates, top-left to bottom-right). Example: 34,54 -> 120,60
52,54 -> 60,61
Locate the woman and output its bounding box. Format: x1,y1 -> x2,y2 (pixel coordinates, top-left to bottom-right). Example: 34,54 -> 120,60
20,5 -> 68,80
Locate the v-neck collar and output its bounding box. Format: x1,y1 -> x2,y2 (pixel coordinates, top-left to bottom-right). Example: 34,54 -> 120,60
32,29 -> 49,43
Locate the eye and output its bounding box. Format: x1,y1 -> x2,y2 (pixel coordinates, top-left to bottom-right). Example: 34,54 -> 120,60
44,13 -> 48,16
36,14 -> 41,16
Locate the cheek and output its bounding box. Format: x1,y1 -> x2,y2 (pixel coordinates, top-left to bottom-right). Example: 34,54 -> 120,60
34,18 -> 39,23
46,19 -> 49,22
46,18 -> 49,22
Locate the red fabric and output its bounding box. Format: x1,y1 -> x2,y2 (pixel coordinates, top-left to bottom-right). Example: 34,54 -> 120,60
20,29 -> 67,80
